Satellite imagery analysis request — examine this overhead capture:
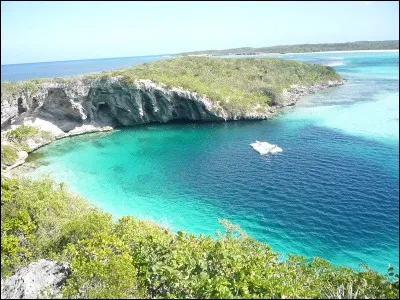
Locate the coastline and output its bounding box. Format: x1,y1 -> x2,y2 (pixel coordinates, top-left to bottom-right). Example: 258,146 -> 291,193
226,49 -> 400,57
185,49 -> 399,57
279,49 -> 399,55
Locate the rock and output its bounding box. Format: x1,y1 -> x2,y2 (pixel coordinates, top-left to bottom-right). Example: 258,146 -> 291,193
281,80 -> 346,107
1,78 -> 229,133
22,118 -> 65,138
66,124 -> 113,137
1,259 -> 70,299
250,141 -> 283,155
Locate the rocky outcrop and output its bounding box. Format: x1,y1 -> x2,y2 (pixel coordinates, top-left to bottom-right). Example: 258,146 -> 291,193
2,78 -> 229,133
281,80 -> 345,106
1,259 -> 70,299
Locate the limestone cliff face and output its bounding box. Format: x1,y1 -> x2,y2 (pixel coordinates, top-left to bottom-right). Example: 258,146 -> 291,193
1,77 -> 271,133
1,76 -> 345,134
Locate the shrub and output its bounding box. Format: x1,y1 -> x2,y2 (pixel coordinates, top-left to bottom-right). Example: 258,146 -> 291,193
5,125 -> 39,143
1,145 -> 18,166
1,176 -> 98,275
61,232 -> 141,299
1,176 -> 398,299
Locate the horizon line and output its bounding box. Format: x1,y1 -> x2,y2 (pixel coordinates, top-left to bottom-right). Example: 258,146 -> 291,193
1,53 -> 170,67
1,39 -> 398,66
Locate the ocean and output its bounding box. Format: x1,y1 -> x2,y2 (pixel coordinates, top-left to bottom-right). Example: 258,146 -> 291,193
1,55 -> 170,82
10,51 -> 399,274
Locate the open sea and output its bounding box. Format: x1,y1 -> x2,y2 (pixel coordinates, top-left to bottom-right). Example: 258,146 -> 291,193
6,51 -> 399,274
1,55 -> 170,82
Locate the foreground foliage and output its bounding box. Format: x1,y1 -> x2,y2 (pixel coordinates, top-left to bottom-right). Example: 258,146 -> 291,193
1,176 -> 398,298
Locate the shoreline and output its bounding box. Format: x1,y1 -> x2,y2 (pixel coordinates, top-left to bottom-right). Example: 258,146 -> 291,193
226,49 -> 399,56
279,49 -> 399,55
188,49 -> 399,57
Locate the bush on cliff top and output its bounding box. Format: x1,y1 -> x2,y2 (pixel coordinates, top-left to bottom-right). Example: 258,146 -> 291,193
2,125 -> 54,156
1,145 -> 18,166
1,176 -> 398,299
5,125 -> 39,143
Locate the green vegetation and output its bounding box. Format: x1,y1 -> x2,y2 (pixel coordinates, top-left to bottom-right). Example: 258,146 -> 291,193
102,57 -> 341,114
1,145 -> 18,166
1,57 -> 341,115
1,176 -> 398,299
177,40 -> 399,56
3,125 -> 53,151
5,125 -> 39,143
1,80 -> 41,101
1,126 -> 54,168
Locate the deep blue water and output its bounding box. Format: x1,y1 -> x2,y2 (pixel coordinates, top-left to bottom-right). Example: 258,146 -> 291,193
15,51 -> 399,274
1,55 -> 170,82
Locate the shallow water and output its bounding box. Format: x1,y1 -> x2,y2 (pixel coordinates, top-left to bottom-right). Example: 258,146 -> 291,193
28,52 -> 399,274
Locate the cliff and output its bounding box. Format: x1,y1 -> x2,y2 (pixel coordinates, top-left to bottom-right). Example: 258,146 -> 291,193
1,77 -> 344,132
2,78 -> 234,132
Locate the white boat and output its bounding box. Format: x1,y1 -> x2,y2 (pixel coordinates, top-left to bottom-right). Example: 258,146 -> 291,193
250,140 -> 283,155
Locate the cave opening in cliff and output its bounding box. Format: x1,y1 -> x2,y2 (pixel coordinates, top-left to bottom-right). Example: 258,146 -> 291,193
97,102 -> 115,124
17,97 -> 27,114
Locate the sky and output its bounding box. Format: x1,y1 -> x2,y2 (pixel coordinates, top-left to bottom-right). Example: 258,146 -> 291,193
1,1 -> 399,65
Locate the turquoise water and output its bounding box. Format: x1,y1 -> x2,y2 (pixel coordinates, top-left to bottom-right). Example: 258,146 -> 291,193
29,52 -> 399,274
